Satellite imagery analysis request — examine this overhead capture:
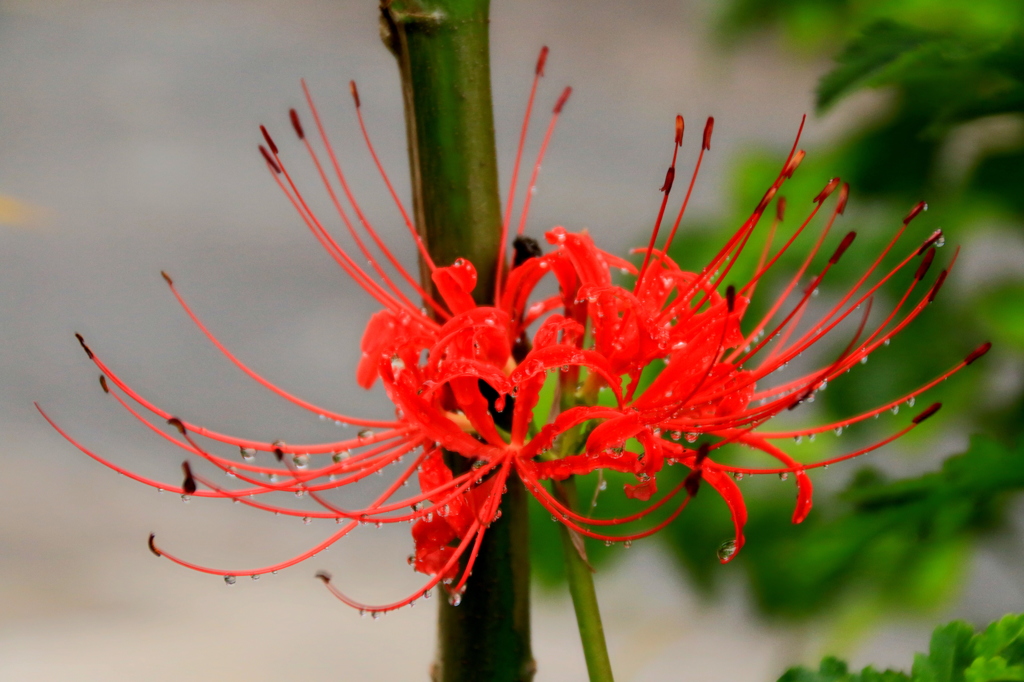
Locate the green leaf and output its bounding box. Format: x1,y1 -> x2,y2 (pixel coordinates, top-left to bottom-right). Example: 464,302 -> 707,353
963,657 -> 1024,682
782,615 -> 1024,682
818,20 -> 934,111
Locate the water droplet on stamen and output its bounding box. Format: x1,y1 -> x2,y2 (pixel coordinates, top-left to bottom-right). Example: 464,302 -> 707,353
224,575 -> 236,585
779,472 -> 789,481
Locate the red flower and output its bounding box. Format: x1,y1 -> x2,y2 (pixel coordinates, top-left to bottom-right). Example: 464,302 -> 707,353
42,49 -> 989,616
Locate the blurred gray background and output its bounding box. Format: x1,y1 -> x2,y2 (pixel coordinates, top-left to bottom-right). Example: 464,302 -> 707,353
2,0 -> 1020,680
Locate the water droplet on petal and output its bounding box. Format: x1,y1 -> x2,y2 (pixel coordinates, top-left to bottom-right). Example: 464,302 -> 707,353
717,540 -> 737,561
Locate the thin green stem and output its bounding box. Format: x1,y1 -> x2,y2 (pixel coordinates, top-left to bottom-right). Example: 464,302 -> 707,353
553,477 -> 616,682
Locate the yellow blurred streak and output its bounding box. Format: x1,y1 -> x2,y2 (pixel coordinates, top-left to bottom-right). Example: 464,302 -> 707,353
0,195 -> 47,228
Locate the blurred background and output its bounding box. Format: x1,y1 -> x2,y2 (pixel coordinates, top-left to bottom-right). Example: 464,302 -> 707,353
2,0 -> 1024,679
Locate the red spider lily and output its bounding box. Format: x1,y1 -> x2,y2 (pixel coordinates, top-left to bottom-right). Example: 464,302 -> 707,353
41,48 -> 990,616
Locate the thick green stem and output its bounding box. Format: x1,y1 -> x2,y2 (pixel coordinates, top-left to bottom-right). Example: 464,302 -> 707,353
382,1 -> 533,680
554,478 -> 616,682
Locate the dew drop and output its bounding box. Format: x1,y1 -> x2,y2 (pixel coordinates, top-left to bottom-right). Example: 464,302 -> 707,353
448,593 -> 462,607
891,405 -> 899,415
834,426 -> 843,436
779,472 -> 789,481
717,540 -> 737,561
251,574 -> 261,581
907,396 -> 916,407
358,429 -> 373,440
224,575 -> 236,585
623,540 -> 632,549
180,494 -> 191,503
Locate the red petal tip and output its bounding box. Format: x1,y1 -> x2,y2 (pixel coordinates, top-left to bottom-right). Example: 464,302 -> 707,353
911,402 -> 942,424
965,342 -> 992,366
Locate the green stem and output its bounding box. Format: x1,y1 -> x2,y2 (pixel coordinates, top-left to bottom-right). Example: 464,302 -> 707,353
382,1 -> 533,680
554,478 -> 616,682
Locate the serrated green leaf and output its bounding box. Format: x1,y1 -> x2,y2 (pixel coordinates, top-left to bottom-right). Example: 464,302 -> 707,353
963,657 -> 1024,682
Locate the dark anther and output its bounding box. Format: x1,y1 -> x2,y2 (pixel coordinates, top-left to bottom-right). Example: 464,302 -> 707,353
315,570 -> 333,583
917,229 -> 943,255
965,342 -> 992,366
783,150 -> 805,179
776,196 -> 786,221
836,183 -> 850,215
147,533 -> 161,557
289,108 -> 305,139
726,284 -> 736,313
912,402 -> 942,424
903,201 -> 927,225
349,80 -> 360,108
99,375 -> 109,393
512,236 -> 543,267
813,178 -> 841,204
167,417 -> 186,435
554,86 -> 572,114
829,231 -> 857,265
181,462 -> 197,495
660,166 -> 676,193
928,269 -> 948,303
915,248 -> 936,281
684,444 -> 711,497
684,470 -> 702,497
259,145 -> 281,174
75,333 -> 93,359
259,125 -> 278,155
478,380 -> 514,432
535,46 -> 549,75
702,116 -> 714,150
274,447 -> 285,462
161,271 -> 173,285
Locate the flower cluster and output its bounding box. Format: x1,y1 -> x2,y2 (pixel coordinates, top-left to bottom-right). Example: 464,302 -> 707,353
43,49 -> 989,616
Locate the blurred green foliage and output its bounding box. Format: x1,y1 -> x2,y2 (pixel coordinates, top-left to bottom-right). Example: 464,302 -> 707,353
778,613 -> 1024,681
530,0 -> 1024,635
